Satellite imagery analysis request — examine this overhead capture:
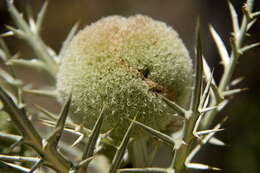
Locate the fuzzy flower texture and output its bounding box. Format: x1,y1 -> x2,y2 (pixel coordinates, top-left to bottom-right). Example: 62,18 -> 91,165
57,15 -> 193,142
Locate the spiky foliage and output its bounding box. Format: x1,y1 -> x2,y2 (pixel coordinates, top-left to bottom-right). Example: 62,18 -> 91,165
0,0 -> 259,173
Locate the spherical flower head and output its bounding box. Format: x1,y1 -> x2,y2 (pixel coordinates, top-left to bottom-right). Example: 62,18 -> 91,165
57,15 -> 193,142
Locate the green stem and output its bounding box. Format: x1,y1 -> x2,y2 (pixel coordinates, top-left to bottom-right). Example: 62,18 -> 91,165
171,111 -> 198,173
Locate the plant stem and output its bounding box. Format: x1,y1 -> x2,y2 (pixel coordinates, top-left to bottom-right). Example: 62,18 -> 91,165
171,111 -> 198,173
201,0 -> 255,129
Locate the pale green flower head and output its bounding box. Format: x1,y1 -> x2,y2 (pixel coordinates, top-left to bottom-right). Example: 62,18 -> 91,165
57,15 -> 193,142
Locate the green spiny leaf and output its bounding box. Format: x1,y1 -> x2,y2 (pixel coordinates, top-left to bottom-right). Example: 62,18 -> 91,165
0,155 -> 40,163
59,22 -> 80,58
222,88 -> 248,96
0,87 -> 42,149
109,117 -> 135,173
159,95 -> 186,117
190,19 -> 203,112
0,132 -> 21,143
0,160 -> 30,173
209,137 -> 226,146
186,162 -> 221,171
130,119 -> 177,147
45,93 -> 71,148
78,105 -> 106,171
36,0 -> 49,34
241,42 -> 260,52
23,88 -> 57,98
228,1 -> 240,35
209,25 -> 230,68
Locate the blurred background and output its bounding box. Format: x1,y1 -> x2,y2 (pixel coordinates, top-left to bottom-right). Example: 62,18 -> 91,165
0,0 -> 260,172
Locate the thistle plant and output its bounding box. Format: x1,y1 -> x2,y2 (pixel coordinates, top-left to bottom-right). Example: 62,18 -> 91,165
0,0 -> 259,173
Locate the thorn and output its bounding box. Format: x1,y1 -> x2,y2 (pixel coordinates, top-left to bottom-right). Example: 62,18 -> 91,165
45,94 -> 71,148
199,105 -> 218,113
5,25 -> 25,39
36,0 -> 49,34
241,42 -> 260,53
160,95 -> 186,117
34,104 -> 58,120
231,77 -> 245,86
109,116 -> 135,173
78,156 -> 95,168
186,162 -> 221,171
9,137 -> 23,152
209,137 -> 227,146
129,118 -> 176,147
0,160 -> 30,172
0,31 -> 14,37
81,104 -> 106,167
71,134 -> 84,148
222,88 -> 248,97
209,25 -> 230,67
29,159 -> 43,173
23,88 -> 57,98
196,128 -> 224,136
191,18 -> 203,112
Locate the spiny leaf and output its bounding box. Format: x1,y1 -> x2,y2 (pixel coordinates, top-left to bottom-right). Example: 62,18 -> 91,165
109,117 -> 135,173
186,116 -> 228,163
228,1 -> 240,35
71,133 -> 84,147
29,159 -> 43,173
196,128 -> 224,136
186,162 -> 221,171
0,68 -> 21,87
5,25 -> 26,39
209,25 -> 230,68
231,77 -> 244,86
9,137 -> 24,151
191,20 -> 203,112
252,11 -> 260,18
6,0 -> 58,77
8,59 -> 46,71
160,95 -> 186,117
0,160 -> 30,173
199,106 -> 218,114
59,22 -> 80,58
78,105 -> 106,171
6,0 -> 28,30
45,94 -> 71,148
23,88 -> 57,98
130,118 -> 178,147
0,132 -> 22,143
209,137 -> 226,146
78,156 -> 94,168
82,105 -> 106,159
222,88 -> 248,96
200,70 -> 214,109
210,83 -> 224,103
0,31 -> 14,37
247,18 -> 257,31
241,42 -> 260,52
0,155 -> 40,163
34,104 -> 58,120
0,87 -> 42,148
36,0 -> 49,33
202,58 -> 216,84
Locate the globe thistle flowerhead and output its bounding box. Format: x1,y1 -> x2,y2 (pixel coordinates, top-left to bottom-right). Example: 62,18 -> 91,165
57,15 -> 193,142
